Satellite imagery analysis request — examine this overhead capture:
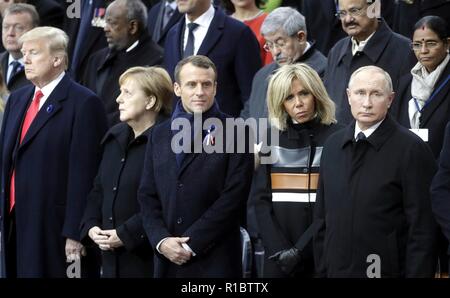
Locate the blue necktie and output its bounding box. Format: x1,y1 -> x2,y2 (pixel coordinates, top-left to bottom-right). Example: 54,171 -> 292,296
71,0 -> 93,77
8,60 -> 23,83
356,132 -> 367,142
183,23 -> 199,58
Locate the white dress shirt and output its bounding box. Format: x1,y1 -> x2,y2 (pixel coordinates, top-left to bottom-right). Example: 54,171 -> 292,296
354,119 -> 383,140
35,71 -> 65,110
183,5 -> 215,55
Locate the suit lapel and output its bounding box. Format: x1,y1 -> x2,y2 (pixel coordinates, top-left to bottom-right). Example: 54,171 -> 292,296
420,64 -> 450,126
19,75 -> 69,148
4,87 -> 34,163
161,10 -> 182,42
152,2 -> 165,43
197,8 -> 224,56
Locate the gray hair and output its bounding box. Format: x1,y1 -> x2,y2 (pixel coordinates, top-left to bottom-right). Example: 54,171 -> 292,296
348,65 -> 393,92
120,0 -> 148,31
4,3 -> 40,28
19,26 -> 69,70
261,7 -> 306,37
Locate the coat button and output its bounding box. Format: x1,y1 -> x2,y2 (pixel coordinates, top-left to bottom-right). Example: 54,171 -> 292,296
177,217 -> 183,224
113,186 -> 117,191
121,157 -> 125,163
178,183 -> 183,188
108,217 -> 113,222
140,235 -> 145,239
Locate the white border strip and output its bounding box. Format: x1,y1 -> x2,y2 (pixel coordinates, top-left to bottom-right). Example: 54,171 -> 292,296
272,192 -> 316,203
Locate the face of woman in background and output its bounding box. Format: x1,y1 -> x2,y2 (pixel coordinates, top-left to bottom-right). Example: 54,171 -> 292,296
116,78 -> 151,123
283,78 -> 316,124
412,26 -> 449,72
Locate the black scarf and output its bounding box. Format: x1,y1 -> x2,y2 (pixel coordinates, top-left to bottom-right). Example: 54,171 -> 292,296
171,100 -> 222,167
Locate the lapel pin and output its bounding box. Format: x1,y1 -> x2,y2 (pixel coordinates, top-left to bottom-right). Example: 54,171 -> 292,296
46,104 -> 53,113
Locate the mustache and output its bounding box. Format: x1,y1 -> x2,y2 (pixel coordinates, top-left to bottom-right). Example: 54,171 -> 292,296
344,21 -> 359,27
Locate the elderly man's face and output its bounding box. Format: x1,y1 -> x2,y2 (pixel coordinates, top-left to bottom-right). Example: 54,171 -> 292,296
347,70 -> 394,130
104,1 -> 131,50
21,38 -> 60,86
174,63 -> 217,114
263,30 -> 305,66
2,12 -> 34,56
338,0 -> 377,41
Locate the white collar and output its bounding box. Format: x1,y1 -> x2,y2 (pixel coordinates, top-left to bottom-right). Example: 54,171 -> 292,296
36,71 -> 65,99
354,119 -> 383,139
351,31 -> 376,55
126,40 -> 139,52
184,4 -> 215,28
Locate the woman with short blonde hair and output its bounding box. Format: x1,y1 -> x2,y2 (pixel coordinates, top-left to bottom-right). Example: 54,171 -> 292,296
267,63 -> 336,131
253,63 -> 341,278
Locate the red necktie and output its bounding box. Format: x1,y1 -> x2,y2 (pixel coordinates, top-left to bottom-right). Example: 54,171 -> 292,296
9,90 -> 44,212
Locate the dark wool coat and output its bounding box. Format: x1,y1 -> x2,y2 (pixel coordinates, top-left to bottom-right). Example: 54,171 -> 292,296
314,115 -> 437,278
0,74 -> 107,277
80,122 -> 161,278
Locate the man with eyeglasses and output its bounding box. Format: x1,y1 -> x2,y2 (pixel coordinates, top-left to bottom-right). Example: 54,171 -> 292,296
0,3 -> 37,92
240,7 -> 327,123
324,0 -> 415,125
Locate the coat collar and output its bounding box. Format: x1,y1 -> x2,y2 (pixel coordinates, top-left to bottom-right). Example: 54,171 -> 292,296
98,33 -> 153,71
336,19 -> 394,65
19,74 -> 71,148
102,114 -> 168,150
341,114 -> 397,151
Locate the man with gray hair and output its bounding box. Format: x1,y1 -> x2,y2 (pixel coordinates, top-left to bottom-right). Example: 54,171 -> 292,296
314,65 -> 437,277
240,6 -> 327,123
0,3 -> 39,92
0,26 -> 107,277
82,0 -> 163,126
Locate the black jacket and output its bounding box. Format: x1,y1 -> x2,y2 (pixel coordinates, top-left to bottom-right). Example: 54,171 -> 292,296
80,122 -> 158,278
254,119 -> 342,277
314,115 -> 437,277
391,60 -> 450,159
0,51 -> 30,92
82,34 -> 163,126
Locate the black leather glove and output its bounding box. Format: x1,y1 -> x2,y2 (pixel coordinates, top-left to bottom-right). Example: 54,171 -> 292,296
269,247 -> 302,276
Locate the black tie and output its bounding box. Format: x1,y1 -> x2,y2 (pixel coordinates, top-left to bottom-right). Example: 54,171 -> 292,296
184,22 -> 199,58
356,131 -> 366,142
8,60 -> 22,83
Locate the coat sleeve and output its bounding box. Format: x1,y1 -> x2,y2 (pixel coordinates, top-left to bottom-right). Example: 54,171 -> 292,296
313,151 -> 327,278
63,93 -> 108,241
253,163 -> 292,256
234,26 -> 262,109
138,130 -> 172,253
116,213 -> 148,252
431,122 -> 450,247
182,151 -> 254,256
402,139 -> 438,277
79,169 -> 103,245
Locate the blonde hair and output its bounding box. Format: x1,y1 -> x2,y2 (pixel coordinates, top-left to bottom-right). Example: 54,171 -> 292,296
119,66 -> 173,115
267,63 -> 336,131
19,26 -> 69,70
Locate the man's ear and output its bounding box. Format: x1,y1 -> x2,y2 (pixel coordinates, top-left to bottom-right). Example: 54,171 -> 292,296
129,20 -> 139,35
387,92 -> 395,109
347,88 -> 352,106
174,82 -> 181,97
53,55 -> 63,67
296,30 -> 306,42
